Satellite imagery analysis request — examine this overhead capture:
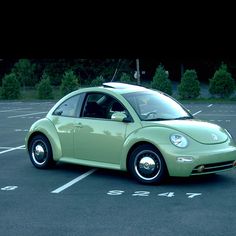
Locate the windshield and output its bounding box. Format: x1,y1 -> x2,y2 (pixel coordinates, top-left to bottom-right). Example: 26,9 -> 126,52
123,91 -> 192,121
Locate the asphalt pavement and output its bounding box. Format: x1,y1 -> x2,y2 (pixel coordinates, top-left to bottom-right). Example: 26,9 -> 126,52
0,101 -> 236,236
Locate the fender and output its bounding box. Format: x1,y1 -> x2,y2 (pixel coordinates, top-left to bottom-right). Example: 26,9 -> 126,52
120,126 -> 178,171
25,118 -> 62,161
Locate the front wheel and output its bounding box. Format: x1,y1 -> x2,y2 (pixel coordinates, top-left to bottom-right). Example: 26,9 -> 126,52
29,134 -> 55,169
128,144 -> 167,184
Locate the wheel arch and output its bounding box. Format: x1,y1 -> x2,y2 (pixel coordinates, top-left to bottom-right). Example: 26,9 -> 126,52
26,119 -> 62,161
125,141 -> 168,175
120,126 -> 175,173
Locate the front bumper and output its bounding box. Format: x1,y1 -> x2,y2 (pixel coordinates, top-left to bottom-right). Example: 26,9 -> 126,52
163,143 -> 236,177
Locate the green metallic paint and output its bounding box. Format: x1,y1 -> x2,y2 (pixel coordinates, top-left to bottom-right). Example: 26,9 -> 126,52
25,118 -> 62,161
50,116 -> 76,158
154,119 -> 228,144
73,118 -> 127,164
59,157 -> 121,170
120,124 -> 236,176
26,84 -> 236,178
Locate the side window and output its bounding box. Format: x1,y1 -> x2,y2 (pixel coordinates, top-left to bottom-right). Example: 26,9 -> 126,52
53,95 -> 81,117
82,93 -> 107,119
81,93 -> 127,119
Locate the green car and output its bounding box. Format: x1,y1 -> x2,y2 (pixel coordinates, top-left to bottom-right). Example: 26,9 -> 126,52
25,82 -> 236,184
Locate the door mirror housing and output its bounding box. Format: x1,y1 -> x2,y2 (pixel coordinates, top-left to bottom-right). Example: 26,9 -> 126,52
111,112 -> 132,123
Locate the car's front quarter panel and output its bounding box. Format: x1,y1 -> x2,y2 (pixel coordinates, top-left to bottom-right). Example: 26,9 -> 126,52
120,126 -> 178,171
25,118 -> 62,161
120,126 -> 236,176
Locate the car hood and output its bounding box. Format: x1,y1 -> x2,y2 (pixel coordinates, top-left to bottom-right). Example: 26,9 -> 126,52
142,119 -> 228,144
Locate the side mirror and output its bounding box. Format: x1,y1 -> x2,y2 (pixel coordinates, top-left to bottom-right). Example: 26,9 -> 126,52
111,112 -> 132,123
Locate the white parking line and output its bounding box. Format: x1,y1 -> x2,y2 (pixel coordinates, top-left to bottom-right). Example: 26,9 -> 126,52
0,147 -> 14,150
8,112 -> 47,118
0,145 -> 25,155
14,129 -> 29,132
51,169 -> 97,194
193,110 -> 202,116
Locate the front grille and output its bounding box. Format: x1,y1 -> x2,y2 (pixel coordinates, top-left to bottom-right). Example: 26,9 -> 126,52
191,160 -> 235,175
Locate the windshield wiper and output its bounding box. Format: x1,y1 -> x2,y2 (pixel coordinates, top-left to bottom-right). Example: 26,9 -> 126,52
145,116 -> 193,121
146,118 -> 172,121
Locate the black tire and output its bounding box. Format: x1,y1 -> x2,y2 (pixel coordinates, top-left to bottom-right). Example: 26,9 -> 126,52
128,144 -> 167,184
29,134 -> 55,169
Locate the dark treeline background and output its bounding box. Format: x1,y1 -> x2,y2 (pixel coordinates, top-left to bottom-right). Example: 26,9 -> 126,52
1,58 -> 236,86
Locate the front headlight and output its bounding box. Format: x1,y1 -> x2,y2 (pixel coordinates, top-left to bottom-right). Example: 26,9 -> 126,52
170,134 -> 188,148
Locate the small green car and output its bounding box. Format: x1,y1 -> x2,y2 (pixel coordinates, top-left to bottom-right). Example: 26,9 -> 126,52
25,82 -> 236,184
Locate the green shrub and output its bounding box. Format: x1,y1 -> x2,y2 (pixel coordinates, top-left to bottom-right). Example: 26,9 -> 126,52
60,70 -> 80,96
120,72 -> 133,84
151,64 -> 172,95
178,69 -> 200,99
37,73 -> 53,99
209,63 -> 235,98
42,60 -> 72,86
90,75 -> 105,86
1,73 -> 21,99
11,59 -> 37,87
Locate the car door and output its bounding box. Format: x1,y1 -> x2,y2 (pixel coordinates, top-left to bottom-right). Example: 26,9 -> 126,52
74,92 -> 129,165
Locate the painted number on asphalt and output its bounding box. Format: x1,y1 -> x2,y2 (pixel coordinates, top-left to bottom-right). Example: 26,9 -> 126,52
132,191 -> 150,197
1,186 -> 18,191
107,190 -> 202,199
186,193 -> 202,198
158,192 -> 175,197
107,190 -> 125,195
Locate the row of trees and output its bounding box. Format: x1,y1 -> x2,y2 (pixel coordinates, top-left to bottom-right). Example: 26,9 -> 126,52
0,59 -> 133,87
0,59 -> 235,99
151,63 -> 235,99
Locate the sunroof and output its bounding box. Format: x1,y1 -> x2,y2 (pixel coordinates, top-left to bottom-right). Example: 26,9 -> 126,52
103,82 -> 136,89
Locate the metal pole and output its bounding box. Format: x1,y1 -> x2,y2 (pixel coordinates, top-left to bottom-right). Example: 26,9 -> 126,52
111,59 -> 121,82
136,58 -> 141,85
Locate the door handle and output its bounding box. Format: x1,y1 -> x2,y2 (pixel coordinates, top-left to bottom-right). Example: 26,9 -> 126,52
75,122 -> 83,128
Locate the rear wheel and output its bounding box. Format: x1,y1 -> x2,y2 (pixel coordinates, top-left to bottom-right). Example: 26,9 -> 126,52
29,134 -> 55,169
128,144 -> 167,184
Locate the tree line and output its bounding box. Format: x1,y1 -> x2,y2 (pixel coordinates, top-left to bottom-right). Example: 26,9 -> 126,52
0,59 -> 235,100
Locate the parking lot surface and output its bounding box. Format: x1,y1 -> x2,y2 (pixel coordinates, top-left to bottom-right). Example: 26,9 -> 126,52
0,101 -> 236,236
